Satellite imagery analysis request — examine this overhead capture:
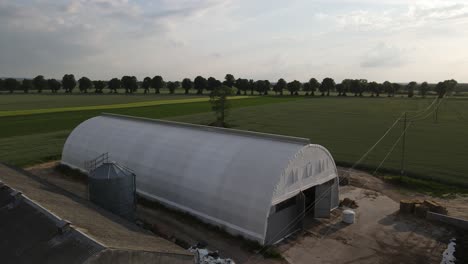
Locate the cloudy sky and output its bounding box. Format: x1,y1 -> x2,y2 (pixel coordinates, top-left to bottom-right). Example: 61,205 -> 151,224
1,0 -> 467,82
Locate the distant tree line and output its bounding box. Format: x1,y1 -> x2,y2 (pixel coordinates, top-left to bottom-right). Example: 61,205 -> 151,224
0,74 -> 460,99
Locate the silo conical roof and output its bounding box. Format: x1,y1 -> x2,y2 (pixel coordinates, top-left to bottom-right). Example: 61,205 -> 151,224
89,162 -> 131,179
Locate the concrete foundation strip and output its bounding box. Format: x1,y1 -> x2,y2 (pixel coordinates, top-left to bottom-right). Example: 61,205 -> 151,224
427,212 -> 468,230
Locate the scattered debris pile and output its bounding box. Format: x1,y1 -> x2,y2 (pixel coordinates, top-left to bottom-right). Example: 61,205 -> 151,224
189,243 -> 236,264
400,199 -> 448,218
340,198 -> 359,209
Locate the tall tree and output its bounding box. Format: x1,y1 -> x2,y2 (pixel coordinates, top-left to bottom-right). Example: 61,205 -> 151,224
349,79 -> 367,96
224,74 -> 235,87
48,79 -> 61,93
435,79 -> 457,98
130,76 -> 139,93
78,77 -> 92,93
224,74 -> 236,94
407,81 -> 417,98
93,80 -> 106,93
287,80 -> 302,95
321,78 -> 335,96
236,78 -> 249,95
4,78 -> 19,93
444,79 -> 458,96
108,78 -> 121,93
249,79 -> 255,95
338,79 -> 350,96
0,79 -> 4,92
121,76 -> 138,93
254,80 -> 267,95
194,76 -> 207,94
62,74 -> 76,93
419,82 -> 429,98
21,79 -> 33,93
309,78 -> 320,96
142,77 -> 152,94
209,86 -> 234,127
264,80 -> 271,95
167,81 -> 180,94
335,83 -> 343,96
151,75 -> 164,94
368,82 -> 379,97
207,77 -> 222,91
435,82 -> 445,98
350,79 -> 361,96
274,78 -> 287,95
182,78 -> 193,94
377,83 -> 384,97
33,75 -> 47,93
359,79 -> 368,96
392,83 -> 401,97
383,81 -> 393,97
253,80 -> 261,95
302,82 -> 312,96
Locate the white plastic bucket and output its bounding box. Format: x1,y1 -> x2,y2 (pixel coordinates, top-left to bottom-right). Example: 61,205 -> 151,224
342,209 -> 355,224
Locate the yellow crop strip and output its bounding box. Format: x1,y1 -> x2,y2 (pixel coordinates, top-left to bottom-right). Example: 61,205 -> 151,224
0,96 -> 253,117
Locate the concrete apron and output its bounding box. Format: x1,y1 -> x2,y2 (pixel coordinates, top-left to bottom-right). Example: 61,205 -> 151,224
280,186 -> 453,264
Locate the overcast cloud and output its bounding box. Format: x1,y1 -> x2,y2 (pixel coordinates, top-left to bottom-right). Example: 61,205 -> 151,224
0,0 -> 467,82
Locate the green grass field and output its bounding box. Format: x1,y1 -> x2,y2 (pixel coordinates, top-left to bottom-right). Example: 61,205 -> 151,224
1,94 -> 467,188
168,97 -> 468,186
0,96 -> 251,117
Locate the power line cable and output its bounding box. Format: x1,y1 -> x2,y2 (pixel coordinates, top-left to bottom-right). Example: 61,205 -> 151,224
410,98 -> 444,122
406,97 -> 438,120
373,122 -> 413,175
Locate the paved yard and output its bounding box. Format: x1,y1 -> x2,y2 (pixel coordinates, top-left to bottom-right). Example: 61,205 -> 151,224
279,186 -> 453,264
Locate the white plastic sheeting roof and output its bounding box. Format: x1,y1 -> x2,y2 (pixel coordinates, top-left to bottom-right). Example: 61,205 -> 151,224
62,113 -> 338,244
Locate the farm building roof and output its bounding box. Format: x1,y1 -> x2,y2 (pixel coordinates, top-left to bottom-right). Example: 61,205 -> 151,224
0,163 -> 192,263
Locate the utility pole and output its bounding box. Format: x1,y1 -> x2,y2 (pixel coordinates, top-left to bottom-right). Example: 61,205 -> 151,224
400,112 -> 407,179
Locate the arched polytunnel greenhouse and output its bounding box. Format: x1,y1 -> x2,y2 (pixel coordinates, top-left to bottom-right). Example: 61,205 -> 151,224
62,113 -> 339,245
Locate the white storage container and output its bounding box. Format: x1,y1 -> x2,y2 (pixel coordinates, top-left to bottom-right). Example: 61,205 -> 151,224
342,209 -> 355,224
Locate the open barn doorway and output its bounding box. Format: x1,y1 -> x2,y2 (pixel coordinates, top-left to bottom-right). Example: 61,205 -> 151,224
302,186 -> 316,216
265,178 -> 338,244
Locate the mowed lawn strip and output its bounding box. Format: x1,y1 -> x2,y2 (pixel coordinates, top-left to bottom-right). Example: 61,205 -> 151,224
0,96 -> 251,117
0,93 -> 204,111
0,96 -> 303,166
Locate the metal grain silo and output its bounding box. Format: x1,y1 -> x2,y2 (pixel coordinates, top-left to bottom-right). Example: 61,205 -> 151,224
88,162 -> 136,220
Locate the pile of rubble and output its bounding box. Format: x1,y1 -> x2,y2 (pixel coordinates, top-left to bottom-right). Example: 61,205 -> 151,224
189,243 -> 235,264
399,199 -> 448,217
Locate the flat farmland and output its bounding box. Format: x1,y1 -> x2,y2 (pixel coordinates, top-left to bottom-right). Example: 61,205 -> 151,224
1,94 -> 467,187
169,97 -> 468,187
0,93 -> 201,111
